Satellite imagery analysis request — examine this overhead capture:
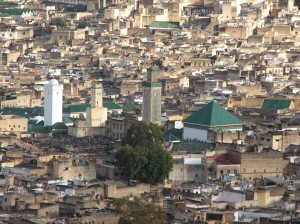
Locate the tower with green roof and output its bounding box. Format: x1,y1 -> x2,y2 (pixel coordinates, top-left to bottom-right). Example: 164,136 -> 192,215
142,67 -> 162,125
183,101 -> 243,142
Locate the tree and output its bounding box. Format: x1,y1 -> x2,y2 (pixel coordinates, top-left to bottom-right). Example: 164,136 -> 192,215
115,121 -> 173,185
114,197 -> 168,224
77,20 -> 87,29
50,17 -> 67,28
121,120 -> 165,148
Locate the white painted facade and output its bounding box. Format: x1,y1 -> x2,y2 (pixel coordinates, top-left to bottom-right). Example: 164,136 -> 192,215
212,190 -> 246,203
183,126 -> 208,141
44,79 -> 63,126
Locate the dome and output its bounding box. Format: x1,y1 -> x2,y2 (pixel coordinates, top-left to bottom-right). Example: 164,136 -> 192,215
48,79 -> 59,85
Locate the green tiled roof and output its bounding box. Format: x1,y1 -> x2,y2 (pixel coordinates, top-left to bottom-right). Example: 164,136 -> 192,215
122,102 -> 138,113
64,101 -> 122,114
0,8 -> 33,15
0,2 -> 18,6
29,121 -> 68,133
261,99 -> 291,110
50,122 -> 68,130
172,141 -> 214,153
103,101 -> 122,110
63,103 -> 90,113
63,116 -> 84,123
0,1 -> 18,7
183,101 -> 242,126
35,120 -> 44,126
165,132 -> 181,142
28,125 -> 49,133
0,107 -> 44,118
150,21 -> 180,29
164,128 -> 183,142
0,13 -> 10,17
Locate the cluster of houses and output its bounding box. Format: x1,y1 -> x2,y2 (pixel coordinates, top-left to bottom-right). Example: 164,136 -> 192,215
0,0 -> 300,222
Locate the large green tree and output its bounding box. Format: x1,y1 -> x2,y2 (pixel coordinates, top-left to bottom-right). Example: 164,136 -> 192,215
121,121 -> 165,148
50,17 -> 67,28
115,121 -> 173,185
114,197 -> 168,224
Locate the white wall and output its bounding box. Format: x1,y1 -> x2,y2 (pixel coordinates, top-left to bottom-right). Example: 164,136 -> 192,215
183,127 -> 207,141
212,190 -> 246,203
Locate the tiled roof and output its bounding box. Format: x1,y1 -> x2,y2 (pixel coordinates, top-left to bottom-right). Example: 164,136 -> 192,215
164,128 -> 183,142
63,103 -> 90,113
164,132 -> 181,142
28,125 -> 49,133
29,121 -> 68,133
0,107 -> 44,118
50,122 -> 68,130
62,116 -> 84,123
0,8 -> 33,15
0,2 -> 18,6
122,102 -> 138,112
261,99 -> 291,110
63,101 -> 122,114
183,101 -> 242,126
103,101 -> 122,110
150,21 -> 180,29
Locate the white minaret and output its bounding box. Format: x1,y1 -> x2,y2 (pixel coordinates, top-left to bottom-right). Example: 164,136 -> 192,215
44,79 -> 63,126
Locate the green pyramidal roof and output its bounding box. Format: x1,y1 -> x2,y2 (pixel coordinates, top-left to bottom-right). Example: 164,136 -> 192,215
183,101 -> 242,126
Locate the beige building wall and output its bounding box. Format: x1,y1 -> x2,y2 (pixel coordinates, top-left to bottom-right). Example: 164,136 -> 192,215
86,107 -> 107,127
52,158 -> 96,181
68,121 -> 105,137
104,182 -> 150,198
222,1 -> 233,19
253,187 -> 284,207
191,58 -> 212,68
0,26 -> 34,40
52,29 -> 85,44
120,81 -> 142,95
258,131 -> 300,152
240,151 -> 288,180
0,75 -> 10,85
0,115 -> 28,133
0,95 -> 41,109
225,25 -> 252,39
227,97 -> 265,108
